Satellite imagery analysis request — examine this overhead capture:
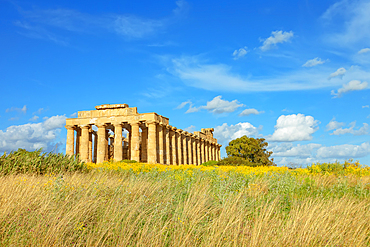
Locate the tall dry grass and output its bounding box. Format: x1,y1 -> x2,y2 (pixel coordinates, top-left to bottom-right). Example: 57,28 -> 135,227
1,171 -> 369,246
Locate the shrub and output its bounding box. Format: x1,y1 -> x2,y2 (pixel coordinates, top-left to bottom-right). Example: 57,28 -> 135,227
217,156 -> 260,166
0,148 -> 87,175
201,160 -> 219,166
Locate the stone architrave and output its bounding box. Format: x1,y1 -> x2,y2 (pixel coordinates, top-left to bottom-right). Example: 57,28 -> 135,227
80,125 -> 90,162
65,125 -> 75,156
147,121 -> 157,164
130,121 -> 140,162
96,124 -> 107,164
170,128 -> 177,165
114,123 -> 123,161
165,126 -> 171,164
182,132 -> 188,165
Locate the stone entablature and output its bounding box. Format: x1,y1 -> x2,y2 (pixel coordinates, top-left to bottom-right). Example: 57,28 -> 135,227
65,104 -> 221,165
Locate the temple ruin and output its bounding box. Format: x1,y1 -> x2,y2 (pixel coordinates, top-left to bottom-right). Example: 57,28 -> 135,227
65,104 -> 222,164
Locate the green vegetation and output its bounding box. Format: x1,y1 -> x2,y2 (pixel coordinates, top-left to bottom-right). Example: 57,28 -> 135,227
0,148 -> 87,175
224,136 -> 275,166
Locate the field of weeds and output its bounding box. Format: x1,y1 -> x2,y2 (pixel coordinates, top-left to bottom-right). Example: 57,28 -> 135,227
1,150 -> 370,246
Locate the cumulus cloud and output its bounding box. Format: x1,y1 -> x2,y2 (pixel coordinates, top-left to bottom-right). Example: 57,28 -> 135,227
259,30 -> 294,51
330,122 -> 369,136
328,67 -> 346,80
5,105 -> 27,114
331,80 -> 368,98
363,105 -> 369,108
232,46 -> 249,60
176,101 -> 192,109
184,125 -> 196,132
302,57 -> 326,67
326,118 -> 345,131
200,96 -> 244,114
268,114 -> 319,142
358,48 -> 370,54
316,142 -> 370,159
271,143 -> 322,158
176,101 -> 200,113
214,122 -> 259,145
239,108 -> 264,116
0,115 -> 67,153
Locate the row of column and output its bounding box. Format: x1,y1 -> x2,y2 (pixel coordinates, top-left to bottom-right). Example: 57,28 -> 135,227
66,121 -> 221,165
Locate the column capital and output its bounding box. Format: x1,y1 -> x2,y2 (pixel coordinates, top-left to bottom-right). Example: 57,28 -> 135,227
176,129 -> 183,134
80,124 -> 91,129
171,126 -> 177,131
146,120 -> 158,125
129,120 -> 140,126
96,123 -> 107,128
113,122 -> 123,127
65,125 -> 75,130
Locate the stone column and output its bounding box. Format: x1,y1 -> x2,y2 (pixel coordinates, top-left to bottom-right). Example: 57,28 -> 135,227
147,121 -> 157,164
205,141 -> 209,162
196,138 -> 200,165
80,125 -> 90,162
165,126 -> 171,164
182,132 -> 188,165
88,129 -> 93,162
192,136 -> 197,165
187,133 -> 192,165
200,139 -> 205,164
65,125 -> 75,156
211,143 -> 215,161
170,128 -> 177,165
75,127 -> 81,155
105,130 -> 109,161
176,130 -> 183,164
96,124 -> 107,164
93,131 -> 97,163
130,121 -> 140,162
114,123 -> 123,162
218,145 -> 222,161
158,124 -> 164,164
141,125 -> 148,162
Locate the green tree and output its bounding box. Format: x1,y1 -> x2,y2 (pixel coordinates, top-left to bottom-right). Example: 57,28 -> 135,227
225,136 -> 275,166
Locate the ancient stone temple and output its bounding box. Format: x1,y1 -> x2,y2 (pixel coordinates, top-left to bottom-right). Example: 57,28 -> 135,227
65,104 -> 222,164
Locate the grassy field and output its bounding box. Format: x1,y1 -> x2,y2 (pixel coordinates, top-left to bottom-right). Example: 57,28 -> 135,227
1,152 -> 370,246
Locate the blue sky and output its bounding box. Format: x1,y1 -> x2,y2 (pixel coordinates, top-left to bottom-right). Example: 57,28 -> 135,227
1,0 -> 369,166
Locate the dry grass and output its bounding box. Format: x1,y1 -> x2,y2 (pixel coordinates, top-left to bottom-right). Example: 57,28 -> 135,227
1,170 -> 370,246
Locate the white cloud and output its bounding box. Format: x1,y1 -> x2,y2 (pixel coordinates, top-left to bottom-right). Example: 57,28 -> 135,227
214,122 -> 259,145
328,67 -> 346,80
239,108 -> 264,116
200,96 -> 244,114
268,114 -> 319,142
331,80 -> 368,98
322,0 -> 370,45
358,48 -> 370,54
326,118 -> 345,131
302,57 -> 326,67
259,30 -> 294,51
70,112 -> 77,117
29,115 -> 39,121
316,142 -> 370,159
168,56 -> 356,92
184,125 -> 195,132
5,105 -> 27,114
363,105 -> 369,108
330,122 -> 369,136
232,46 -> 249,60
271,143 -> 322,158
0,115 -> 67,153
176,101 -> 192,109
